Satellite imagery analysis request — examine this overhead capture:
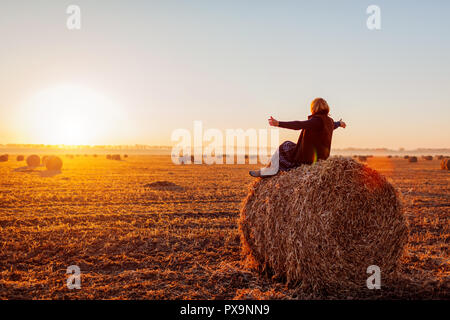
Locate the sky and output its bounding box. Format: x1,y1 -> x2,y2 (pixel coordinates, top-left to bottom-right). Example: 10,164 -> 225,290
0,0 -> 449,148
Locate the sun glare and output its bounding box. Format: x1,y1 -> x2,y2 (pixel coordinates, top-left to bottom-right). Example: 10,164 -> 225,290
21,85 -> 122,145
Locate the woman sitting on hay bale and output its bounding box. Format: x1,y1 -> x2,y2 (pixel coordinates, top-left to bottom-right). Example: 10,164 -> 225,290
249,98 -> 346,177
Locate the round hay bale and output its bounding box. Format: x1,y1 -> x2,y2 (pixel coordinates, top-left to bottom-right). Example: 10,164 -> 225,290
106,154 -> 112,160
26,155 -> 40,167
112,154 -> 121,161
404,155 -> 409,159
124,154 -> 128,158
16,155 -> 25,161
408,156 -> 418,163
42,155 -> 49,166
0,154 -> 8,162
45,156 -> 63,171
441,159 -> 450,170
424,156 -> 433,161
239,157 -> 408,289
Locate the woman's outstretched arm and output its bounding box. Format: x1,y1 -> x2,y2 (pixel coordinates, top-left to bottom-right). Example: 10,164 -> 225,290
336,119 -> 346,129
268,116 -> 322,130
269,116 -> 346,130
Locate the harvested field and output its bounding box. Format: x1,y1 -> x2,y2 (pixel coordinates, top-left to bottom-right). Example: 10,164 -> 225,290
0,155 -> 448,299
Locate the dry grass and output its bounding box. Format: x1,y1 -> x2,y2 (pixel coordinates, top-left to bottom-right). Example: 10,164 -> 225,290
0,155 -> 448,299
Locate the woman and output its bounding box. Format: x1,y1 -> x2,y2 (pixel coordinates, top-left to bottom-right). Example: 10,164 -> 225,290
250,98 -> 346,177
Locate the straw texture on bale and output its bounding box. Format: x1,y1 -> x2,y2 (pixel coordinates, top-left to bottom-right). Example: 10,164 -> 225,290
441,158 -> 450,170
26,155 -> 40,167
239,157 -> 408,290
408,156 -> 418,163
45,156 -> 63,171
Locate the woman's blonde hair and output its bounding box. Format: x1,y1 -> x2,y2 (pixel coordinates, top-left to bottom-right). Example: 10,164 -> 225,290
310,98 -> 330,115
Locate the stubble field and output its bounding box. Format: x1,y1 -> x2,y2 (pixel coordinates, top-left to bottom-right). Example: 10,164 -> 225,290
0,155 -> 448,299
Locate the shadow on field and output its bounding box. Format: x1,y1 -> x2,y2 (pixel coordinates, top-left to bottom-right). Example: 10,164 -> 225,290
13,166 -> 36,172
40,170 -> 61,178
12,166 -> 61,177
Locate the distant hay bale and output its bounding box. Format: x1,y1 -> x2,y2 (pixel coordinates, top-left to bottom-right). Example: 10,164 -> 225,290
45,156 -> 63,171
112,154 -> 121,161
42,155 -> 49,166
93,154 -> 98,158
423,156 -> 433,161
16,155 -> 24,161
124,154 -> 128,158
358,155 -> 367,162
0,154 -> 8,162
404,155 -> 409,159
26,155 -> 40,167
441,158 -> 450,170
437,155 -> 444,160
239,157 -> 408,290
106,154 -> 112,159
387,155 -> 392,158
408,156 -> 418,163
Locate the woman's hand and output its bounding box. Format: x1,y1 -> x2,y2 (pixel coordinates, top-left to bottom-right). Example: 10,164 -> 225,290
268,116 -> 279,127
339,119 -> 347,128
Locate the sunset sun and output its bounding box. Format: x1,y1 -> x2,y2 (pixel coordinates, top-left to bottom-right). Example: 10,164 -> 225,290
22,85 -> 122,145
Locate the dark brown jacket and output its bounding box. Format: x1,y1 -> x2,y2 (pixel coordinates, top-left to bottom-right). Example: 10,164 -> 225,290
279,112 -> 336,165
